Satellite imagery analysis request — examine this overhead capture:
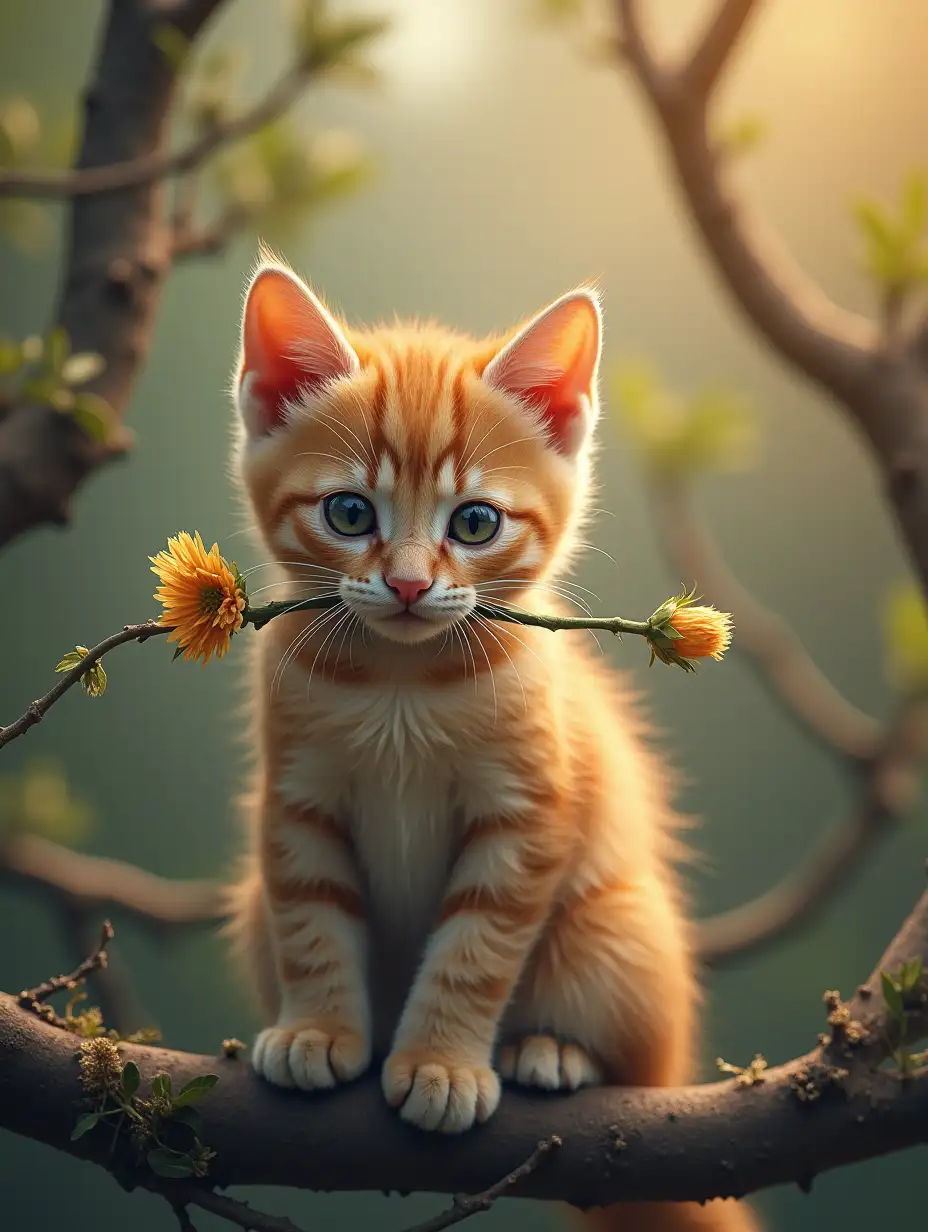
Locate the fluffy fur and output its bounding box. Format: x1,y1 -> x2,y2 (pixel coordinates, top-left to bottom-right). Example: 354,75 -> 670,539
226,254 -> 758,1232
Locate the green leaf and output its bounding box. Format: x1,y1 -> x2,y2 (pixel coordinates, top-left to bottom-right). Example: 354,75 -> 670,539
173,1073 -> 219,1107
172,646 -> 186,662
883,582 -> 928,690
170,1105 -> 205,1138
716,112 -> 768,156
147,1147 -> 195,1178
121,1060 -> 140,1098
152,22 -> 190,69
55,646 -> 88,674
898,957 -> 923,995
0,337 -> 22,375
150,1072 -> 173,1101
61,352 -> 105,387
901,171 -> 927,239
71,393 -> 115,443
44,326 -> 70,377
19,374 -> 60,406
71,1111 -> 102,1141
881,971 -> 906,1024
81,661 -> 107,699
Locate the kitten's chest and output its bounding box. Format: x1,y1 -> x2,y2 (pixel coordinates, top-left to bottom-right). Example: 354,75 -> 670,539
280,680 -> 491,925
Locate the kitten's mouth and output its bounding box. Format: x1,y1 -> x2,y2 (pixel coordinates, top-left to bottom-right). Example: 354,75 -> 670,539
365,608 -> 452,645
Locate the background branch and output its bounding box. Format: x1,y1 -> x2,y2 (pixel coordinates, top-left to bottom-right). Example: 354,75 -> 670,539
2,887 -> 927,1208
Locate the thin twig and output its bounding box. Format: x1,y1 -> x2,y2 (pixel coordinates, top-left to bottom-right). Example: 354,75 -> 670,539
17,918 -> 113,1025
0,621 -> 166,748
159,1186 -> 307,1232
0,63 -> 312,200
400,1137 -> 563,1232
170,1202 -> 197,1232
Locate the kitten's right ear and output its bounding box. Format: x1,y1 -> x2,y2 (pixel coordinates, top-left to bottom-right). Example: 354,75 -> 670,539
236,262 -> 359,436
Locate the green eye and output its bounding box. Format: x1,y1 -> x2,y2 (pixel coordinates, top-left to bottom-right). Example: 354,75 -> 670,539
324,492 -> 376,537
448,502 -> 501,546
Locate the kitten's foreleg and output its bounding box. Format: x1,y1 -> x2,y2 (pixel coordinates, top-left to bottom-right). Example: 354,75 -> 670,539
252,801 -> 372,1091
383,811 -> 568,1133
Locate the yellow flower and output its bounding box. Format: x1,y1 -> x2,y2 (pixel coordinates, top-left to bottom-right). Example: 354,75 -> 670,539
150,531 -> 246,665
647,586 -> 733,671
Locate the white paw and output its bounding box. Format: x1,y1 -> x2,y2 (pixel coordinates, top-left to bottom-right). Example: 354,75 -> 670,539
498,1035 -> 603,1091
382,1050 -> 501,1134
252,1023 -> 370,1091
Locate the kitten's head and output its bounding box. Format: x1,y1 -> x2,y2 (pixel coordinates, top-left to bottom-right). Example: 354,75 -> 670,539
234,255 -> 601,645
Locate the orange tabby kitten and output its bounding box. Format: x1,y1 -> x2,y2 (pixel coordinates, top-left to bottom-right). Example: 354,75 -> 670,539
228,255 -> 758,1232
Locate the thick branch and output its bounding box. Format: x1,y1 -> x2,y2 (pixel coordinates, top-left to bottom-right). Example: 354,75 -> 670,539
616,0 -> 874,399
2,888 -> 928,1206
680,0 -> 758,99
0,833 -> 223,929
613,1 -> 928,600
0,1 -> 225,550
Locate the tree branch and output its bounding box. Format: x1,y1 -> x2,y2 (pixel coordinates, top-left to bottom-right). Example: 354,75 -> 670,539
680,0 -> 759,99
612,1 -> 928,600
2,887 -> 927,1207
652,475 -> 880,760
0,0 -> 340,553
0,64 -> 314,201
0,832 -> 224,929
697,696 -> 928,963
615,0 -> 875,398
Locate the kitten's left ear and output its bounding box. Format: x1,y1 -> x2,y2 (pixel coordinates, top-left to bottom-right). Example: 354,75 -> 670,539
482,288 -> 601,457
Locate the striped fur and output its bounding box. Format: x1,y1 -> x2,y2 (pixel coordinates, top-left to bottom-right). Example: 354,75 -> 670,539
226,256 -> 758,1231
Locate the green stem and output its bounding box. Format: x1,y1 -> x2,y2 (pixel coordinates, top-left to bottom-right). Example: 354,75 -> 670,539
0,595 -> 684,755
244,596 -> 650,637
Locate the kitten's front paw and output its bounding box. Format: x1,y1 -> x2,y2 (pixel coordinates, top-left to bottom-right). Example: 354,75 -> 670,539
382,1050 -> 501,1134
252,1022 -> 370,1091
498,1035 -> 603,1091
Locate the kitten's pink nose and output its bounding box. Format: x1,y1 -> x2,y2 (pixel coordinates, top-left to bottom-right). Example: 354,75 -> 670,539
385,576 -> 432,607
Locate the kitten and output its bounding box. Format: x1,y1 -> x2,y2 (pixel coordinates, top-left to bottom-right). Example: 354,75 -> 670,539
228,254 -> 758,1232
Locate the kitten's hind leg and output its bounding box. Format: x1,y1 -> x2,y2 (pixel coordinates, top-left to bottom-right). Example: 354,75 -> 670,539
501,873 -> 696,1090
497,1035 -> 603,1091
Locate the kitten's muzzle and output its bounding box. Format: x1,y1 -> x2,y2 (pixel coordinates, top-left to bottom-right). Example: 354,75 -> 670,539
384,575 -> 433,609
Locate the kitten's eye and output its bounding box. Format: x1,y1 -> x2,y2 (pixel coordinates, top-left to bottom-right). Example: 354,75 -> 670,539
448,502 -> 501,546
324,492 -> 376,537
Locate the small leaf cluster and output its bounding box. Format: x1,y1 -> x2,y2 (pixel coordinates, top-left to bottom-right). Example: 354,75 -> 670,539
714,112 -> 768,158
611,362 -> 757,477
55,645 -> 108,698
883,581 -> 928,694
289,0 -> 390,78
880,957 -> 928,1075
164,0 -> 384,248
716,1053 -> 768,1087
62,990 -> 162,1046
0,757 -> 94,847
73,1046 -> 219,1180
853,171 -> 928,297
0,327 -> 113,442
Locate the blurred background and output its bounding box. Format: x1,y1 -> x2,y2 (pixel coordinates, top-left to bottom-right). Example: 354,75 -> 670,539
1,0 -> 927,1228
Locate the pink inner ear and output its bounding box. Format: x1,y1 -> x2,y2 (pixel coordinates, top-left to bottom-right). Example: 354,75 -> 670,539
483,292 -> 600,456
240,267 -> 357,433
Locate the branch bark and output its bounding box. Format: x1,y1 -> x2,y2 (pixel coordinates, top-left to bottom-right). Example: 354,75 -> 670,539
613,0 -> 928,599
0,1 -> 226,550
2,887 -> 928,1209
